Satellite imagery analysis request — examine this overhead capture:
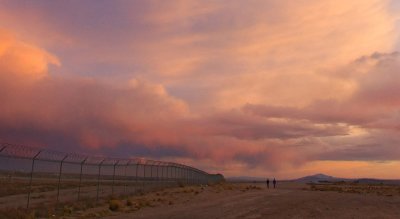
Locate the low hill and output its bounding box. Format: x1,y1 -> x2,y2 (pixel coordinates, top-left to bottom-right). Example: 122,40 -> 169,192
294,173 -> 348,183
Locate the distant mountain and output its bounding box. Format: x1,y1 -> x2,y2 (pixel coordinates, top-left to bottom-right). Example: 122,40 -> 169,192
295,173 -> 347,183
228,174 -> 400,185
355,178 -> 400,185
228,174 -> 343,183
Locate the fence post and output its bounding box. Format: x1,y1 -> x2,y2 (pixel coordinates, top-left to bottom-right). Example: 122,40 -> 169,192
96,159 -> 105,202
182,167 -> 184,182
189,170 -> 192,185
27,150 -> 42,208
124,161 -> 131,193
78,157 -> 88,201
156,164 -> 162,182
155,164 -> 158,188
191,170 -> 193,184
174,166 -> 177,181
142,163 -> 146,190
150,164 -> 154,188
165,165 -> 168,186
188,169 -> 190,185
159,164 -> 162,187
134,163 -> 139,192
56,154 -> 68,203
180,167 -> 182,182
187,169 -> 189,185
186,168 -> 189,185
190,169 -> 192,185
112,160 -> 119,196
167,165 -> 170,186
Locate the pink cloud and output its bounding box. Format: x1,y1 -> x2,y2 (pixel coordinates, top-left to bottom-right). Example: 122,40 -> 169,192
0,0 -> 400,178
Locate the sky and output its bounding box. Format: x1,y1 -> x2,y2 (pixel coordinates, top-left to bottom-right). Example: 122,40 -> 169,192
0,0 -> 400,179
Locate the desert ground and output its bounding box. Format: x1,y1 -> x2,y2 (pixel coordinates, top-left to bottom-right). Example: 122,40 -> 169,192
2,181 -> 400,218
99,182 -> 400,219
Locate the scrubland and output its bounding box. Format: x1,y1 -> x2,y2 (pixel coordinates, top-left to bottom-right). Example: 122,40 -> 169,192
2,181 -> 400,218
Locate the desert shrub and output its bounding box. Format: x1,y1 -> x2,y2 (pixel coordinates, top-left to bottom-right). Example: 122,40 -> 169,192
63,205 -> 73,216
135,189 -> 145,196
126,199 -> 134,206
138,199 -> 154,208
178,181 -> 185,188
33,204 -> 56,218
109,199 -> 123,211
71,198 -> 98,211
0,208 -> 35,219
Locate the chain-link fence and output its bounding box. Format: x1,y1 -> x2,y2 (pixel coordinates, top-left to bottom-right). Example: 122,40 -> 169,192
0,142 -> 224,209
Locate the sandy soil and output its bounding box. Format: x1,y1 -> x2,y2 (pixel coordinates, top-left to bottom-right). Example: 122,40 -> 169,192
97,182 -> 400,219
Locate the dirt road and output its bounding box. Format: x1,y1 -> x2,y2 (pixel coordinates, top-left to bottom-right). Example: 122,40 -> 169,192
101,182 -> 400,219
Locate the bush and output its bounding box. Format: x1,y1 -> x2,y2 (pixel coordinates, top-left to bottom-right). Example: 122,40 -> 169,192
126,199 -> 133,206
63,205 -> 73,216
109,199 -> 123,211
0,208 -> 35,219
178,181 -> 185,188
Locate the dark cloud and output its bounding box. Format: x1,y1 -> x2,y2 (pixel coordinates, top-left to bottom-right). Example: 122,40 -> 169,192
318,143 -> 400,161
201,110 -> 349,140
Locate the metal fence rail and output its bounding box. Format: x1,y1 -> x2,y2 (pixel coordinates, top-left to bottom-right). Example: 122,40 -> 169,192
0,142 -> 224,208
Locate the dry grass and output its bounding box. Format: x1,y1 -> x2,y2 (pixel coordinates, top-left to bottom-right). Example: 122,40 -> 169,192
307,182 -> 400,196
109,199 -> 124,211
204,182 -> 263,194
0,178 -> 97,197
0,183 -> 240,218
0,196 -> 108,219
0,208 -> 35,219
0,204 -> 58,219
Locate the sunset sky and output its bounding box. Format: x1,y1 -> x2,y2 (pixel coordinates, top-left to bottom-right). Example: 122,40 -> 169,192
1,0 -> 400,179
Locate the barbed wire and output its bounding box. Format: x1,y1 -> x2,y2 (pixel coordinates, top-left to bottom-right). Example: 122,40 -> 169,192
0,142 -> 208,174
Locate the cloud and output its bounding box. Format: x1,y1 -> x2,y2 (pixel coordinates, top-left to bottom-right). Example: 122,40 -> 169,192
0,29 -> 60,80
244,52 -> 400,125
0,30 -> 190,149
198,110 -> 349,140
0,0 -> 400,178
242,52 -> 400,164
0,31 -> 309,173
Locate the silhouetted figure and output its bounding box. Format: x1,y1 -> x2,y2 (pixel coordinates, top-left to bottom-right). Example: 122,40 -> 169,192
266,178 -> 270,188
273,178 -> 276,188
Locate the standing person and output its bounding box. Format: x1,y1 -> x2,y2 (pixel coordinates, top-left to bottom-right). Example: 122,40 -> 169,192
273,178 -> 276,188
266,178 -> 270,189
